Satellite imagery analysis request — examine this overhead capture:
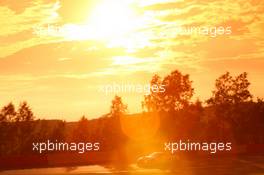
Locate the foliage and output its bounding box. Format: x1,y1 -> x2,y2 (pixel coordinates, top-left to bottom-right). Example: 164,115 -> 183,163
110,95 -> 128,117
207,72 -> 252,105
16,101 -> 35,122
0,102 -> 16,122
0,71 -> 264,157
143,70 -> 194,112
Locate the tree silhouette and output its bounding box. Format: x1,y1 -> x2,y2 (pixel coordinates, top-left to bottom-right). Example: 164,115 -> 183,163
206,72 -> 254,142
109,95 -> 129,170
110,95 -> 127,117
16,101 -> 35,122
142,74 -> 163,112
207,72 -> 252,105
51,120 -> 66,142
109,95 -> 127,144
143,70 -> 194,112
73,116 -> 89,142
0,102 -> 16,122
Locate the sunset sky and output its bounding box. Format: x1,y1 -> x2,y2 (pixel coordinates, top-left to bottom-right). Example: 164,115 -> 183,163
0,0 -> 263,121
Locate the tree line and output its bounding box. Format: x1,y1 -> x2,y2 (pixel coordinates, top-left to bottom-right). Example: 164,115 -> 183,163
0,70 -> 264,156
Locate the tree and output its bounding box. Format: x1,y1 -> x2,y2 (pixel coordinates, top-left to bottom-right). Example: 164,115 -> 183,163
0,102 -> 16,122
207,72 -> 252,105
16,101 -> 35,122
13,102 -> 35,154
142,74 -> 163,112
143,70 -> 194,112
0,103 -> 16,155
109,96 -> 129,170
110,95 -> 128,117
206,72 -> 253,142
51,120 -> 66,142
108,95 -> 128,143
73,116 -> 89,141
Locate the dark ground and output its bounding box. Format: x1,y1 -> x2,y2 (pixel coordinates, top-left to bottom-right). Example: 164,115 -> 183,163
0,155 -> 264,175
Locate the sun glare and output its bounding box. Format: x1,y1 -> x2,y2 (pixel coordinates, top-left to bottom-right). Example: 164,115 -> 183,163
63,0 -> 150,51
88,0 -> 139,39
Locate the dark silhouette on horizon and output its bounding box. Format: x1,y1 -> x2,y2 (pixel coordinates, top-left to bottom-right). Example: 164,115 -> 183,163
0,70 -> 264,170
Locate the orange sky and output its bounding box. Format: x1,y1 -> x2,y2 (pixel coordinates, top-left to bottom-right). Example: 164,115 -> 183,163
0,0 -> 263,121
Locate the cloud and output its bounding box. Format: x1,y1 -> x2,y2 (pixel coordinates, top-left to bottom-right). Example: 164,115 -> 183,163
0,40 -> 126,76
0,0 -> 33,14
0,1 -> 59,37
0,1 -> 62,57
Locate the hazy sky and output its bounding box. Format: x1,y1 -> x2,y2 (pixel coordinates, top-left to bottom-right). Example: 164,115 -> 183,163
0,0 -> 263,121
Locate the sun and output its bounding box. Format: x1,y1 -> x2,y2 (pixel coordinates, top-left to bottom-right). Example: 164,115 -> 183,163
63,0 -> 150,51
87,0 -> 141,40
